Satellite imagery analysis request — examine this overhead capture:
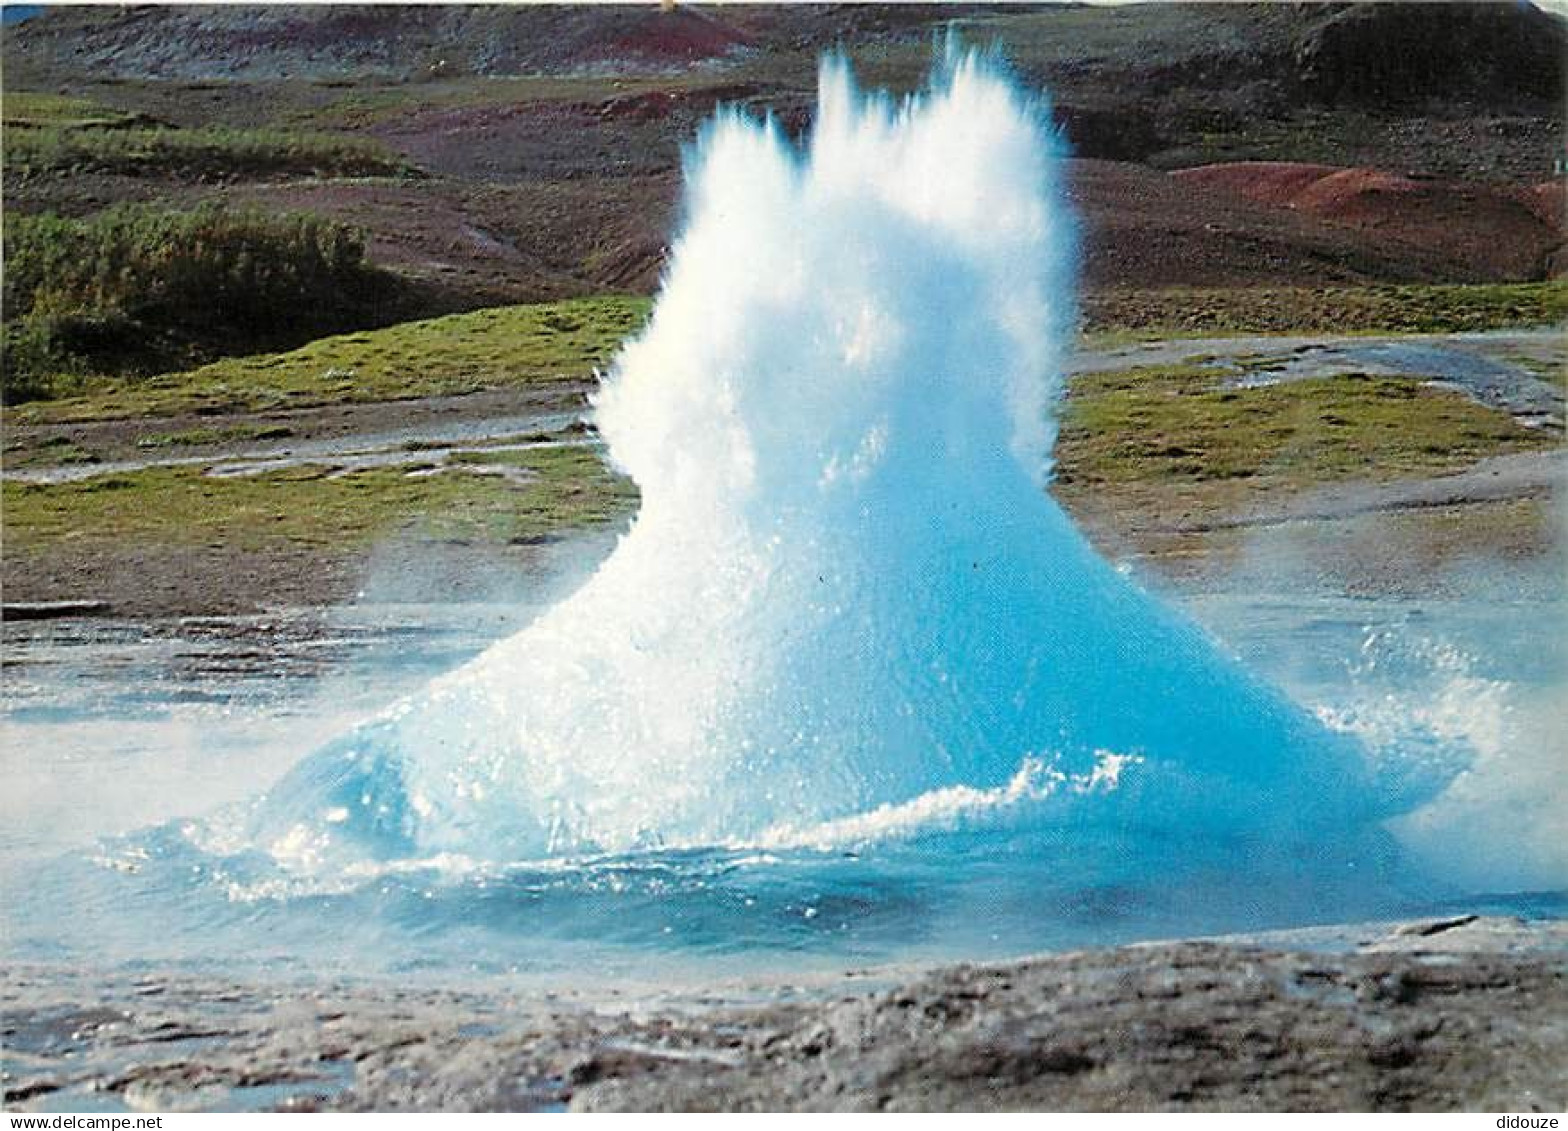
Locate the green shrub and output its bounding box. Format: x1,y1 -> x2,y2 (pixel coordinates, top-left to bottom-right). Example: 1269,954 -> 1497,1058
2,204 -> 404,403
1,92 -> 144,130
4,125 -> 408,180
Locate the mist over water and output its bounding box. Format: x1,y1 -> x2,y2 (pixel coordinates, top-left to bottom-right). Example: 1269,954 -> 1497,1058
8,51 -> 1562,978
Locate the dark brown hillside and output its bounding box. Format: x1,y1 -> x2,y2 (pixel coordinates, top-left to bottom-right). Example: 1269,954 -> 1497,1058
1291,1 -> 1566,107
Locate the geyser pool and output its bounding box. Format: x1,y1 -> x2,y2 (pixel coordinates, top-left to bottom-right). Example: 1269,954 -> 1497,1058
6,51 -> 1562,979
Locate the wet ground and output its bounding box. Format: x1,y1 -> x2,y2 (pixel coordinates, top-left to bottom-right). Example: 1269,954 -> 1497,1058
3,388 -> 594,486
1070,328 -> 1564,430
3,916 -> 1563,1112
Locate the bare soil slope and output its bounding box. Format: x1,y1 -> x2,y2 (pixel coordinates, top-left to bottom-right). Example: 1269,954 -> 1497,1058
1175,162 -> 1566,281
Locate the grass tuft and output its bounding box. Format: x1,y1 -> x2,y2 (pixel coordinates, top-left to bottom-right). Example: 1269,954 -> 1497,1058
4,124 -> 409,180
1055,364 -> 1555,489
2,445 -> 638,554
7,297 -> 653,423
1083,281 -> 1568,339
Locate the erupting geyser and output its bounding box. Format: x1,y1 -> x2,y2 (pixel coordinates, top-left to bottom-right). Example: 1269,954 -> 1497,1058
254,51 -> 1394,874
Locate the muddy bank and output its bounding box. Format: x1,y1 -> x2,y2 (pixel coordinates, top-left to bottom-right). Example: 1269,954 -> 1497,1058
3,916 -> 1563,1112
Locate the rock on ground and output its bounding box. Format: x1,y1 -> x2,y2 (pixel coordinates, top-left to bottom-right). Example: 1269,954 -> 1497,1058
3,916 -> 1564,1112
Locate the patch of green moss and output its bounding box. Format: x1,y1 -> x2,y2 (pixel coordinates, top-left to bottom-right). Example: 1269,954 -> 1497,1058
2,444 -> 637,553
2,91 -> 145,129
134,424 -> 296,449
1056,365 -> 1555,488
4,123 -> 409,180
10,296 -> 653,424
1502,354 -> 1567,386
1082,282 -> 1568,339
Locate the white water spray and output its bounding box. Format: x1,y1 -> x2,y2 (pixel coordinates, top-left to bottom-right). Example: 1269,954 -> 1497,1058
254,52 -> 1392,870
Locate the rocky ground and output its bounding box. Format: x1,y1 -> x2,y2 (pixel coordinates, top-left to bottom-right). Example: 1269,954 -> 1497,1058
3,916 -> 1563,1112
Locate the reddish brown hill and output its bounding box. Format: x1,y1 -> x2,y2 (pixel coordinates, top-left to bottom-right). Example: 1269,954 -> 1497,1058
1173,162 -> 1564,281
1070,160 -> 1476,289
1523,181 -> 1568,276
583,6 -> 754,68
1520,180 -> 1566,229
